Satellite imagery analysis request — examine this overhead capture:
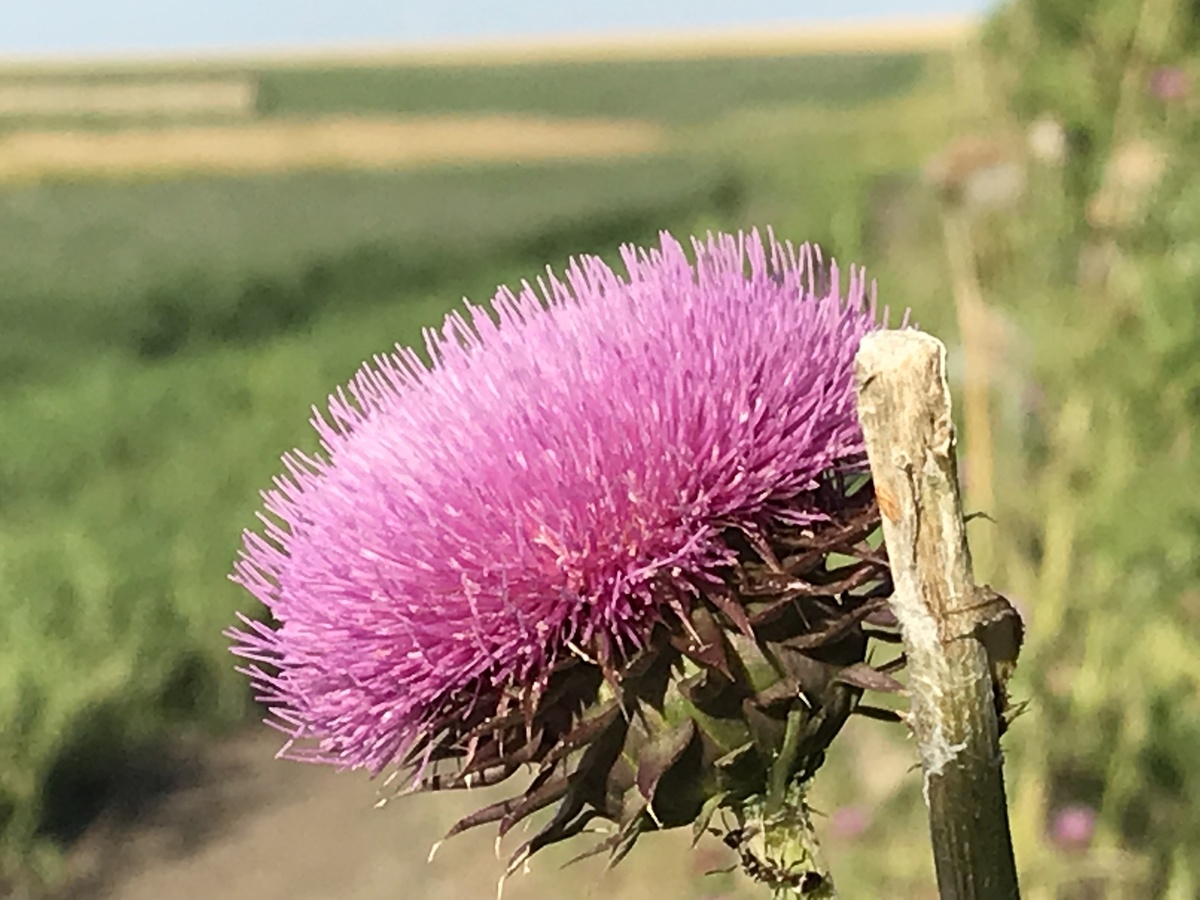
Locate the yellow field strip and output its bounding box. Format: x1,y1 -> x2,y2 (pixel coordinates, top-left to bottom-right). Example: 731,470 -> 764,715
0,16 -> 978,75
0,80 -> 257,118
0,114 -> 668,182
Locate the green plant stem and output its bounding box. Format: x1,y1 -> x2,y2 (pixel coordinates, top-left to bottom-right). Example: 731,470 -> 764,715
742,787 -> 838,900
767,706 -> 805,815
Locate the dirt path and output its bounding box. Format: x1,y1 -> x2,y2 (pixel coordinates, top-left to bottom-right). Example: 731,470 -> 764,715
62,730 -> 744,900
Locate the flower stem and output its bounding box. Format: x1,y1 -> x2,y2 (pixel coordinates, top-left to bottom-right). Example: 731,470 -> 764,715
739,784 -> 838,900
766,706 -> 805,816
854,331 -> 1022,899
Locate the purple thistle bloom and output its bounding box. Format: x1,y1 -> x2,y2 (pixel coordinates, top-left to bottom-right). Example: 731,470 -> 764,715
828,805 -> 872,841
229,229 -> 890,779
1049,803 -> 1097,852
1149,66 -> 1191,103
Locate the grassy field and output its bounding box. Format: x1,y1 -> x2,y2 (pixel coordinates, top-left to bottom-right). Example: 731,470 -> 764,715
0,46 -> 929,132
2,14 -> 1198,900
0,40 -> 945,893
0,155 -> 739,384
250,52 -> 926,122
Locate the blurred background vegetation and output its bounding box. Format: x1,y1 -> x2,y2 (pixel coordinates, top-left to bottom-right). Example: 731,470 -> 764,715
0,1 -> 1197,897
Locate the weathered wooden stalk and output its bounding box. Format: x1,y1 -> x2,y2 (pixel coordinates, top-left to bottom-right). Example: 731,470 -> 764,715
853,330 -> 1021,900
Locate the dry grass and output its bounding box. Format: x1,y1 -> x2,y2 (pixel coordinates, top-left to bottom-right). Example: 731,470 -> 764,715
0,79 -> 257,118
0,114 -> 668,182
0,16 -> 978,75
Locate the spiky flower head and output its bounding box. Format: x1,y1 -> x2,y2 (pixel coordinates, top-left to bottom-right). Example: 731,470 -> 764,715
230,229 -> 902,894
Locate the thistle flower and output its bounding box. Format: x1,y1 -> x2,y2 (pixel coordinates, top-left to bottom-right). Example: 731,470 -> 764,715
1149,66 -> 1190,103
229,229 -> 904,895
827,805 -> 872,842
1049,804 -> 1097,853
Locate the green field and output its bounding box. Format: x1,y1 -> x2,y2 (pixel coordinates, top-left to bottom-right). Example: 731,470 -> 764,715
0,45 -> 939,890
2,14 -> 1199,899
0,51 -> 926,130
0,156 -> 739,381
252,52 -> 925,121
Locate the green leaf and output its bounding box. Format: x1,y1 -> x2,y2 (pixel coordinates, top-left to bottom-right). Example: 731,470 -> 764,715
635,719 -> 697,807
692,790 -> 730,846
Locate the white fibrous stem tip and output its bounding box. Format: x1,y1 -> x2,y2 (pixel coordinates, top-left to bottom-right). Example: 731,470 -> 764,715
565,640 -> 598,664
496,847 -> 529,900
427,840 -> 444,864
648,803 -> 664,829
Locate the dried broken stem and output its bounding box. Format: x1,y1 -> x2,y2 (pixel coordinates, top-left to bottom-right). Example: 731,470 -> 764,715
853,330 -> 1021,900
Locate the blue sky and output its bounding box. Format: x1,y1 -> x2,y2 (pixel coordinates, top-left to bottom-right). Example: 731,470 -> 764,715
3,1 -> 994,56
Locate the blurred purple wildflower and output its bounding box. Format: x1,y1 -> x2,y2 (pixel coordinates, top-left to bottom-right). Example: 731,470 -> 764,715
1049,804 -> 1097,852
828,805 -> 872,841
228,229 -> 891,778
1149,66 -> 1191,103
